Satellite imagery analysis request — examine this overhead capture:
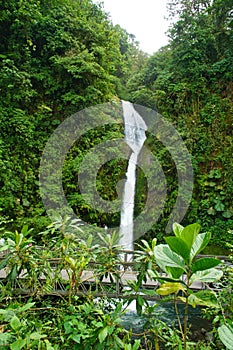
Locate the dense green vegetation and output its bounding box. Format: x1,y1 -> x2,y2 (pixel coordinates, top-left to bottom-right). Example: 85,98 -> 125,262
0,220 -> 233,349
0,0 -> 232,248
1,0 -> 233,348
127,0 -> 233,246
0,0 -> 145,233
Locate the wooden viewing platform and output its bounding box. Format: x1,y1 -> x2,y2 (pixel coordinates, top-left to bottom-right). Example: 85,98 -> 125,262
0,251 -> 230,300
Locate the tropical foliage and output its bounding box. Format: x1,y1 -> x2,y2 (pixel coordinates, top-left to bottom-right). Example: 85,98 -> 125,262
0,0 -> 232,249
0,0 -> 232,347
0,0 -> 144,234
0,220 -> 232,349
127,0 -> 233,246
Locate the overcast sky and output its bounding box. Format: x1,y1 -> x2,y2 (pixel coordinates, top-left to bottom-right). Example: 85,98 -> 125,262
94,0 -> 170,54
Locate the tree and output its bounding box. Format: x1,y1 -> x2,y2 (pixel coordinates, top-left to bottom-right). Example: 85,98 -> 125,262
0,0 -> 143,233
127,0 -> 233,246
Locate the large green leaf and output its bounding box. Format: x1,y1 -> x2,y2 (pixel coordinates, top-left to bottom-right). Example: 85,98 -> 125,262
98,326 -> 109,343
156,282 -> 184,296
190,268 -> 223,284
192,258 -> 221,272
165,236 -> 190,261
218,324 -> 233,350
179,223 -> 201,250
10,316 -> 21,332
153,245 -> 186,272
166,266 -> 184,279
173,223 -> 184,238
179,290 -> 219,308
190,232 -> 211,262
10,338 -> 26,350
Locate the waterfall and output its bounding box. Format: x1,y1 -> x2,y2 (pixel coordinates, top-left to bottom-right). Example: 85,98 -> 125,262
119,101 -> 147,254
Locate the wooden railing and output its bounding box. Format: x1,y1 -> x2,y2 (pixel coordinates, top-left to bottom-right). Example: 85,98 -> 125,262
0,249 -> 231,299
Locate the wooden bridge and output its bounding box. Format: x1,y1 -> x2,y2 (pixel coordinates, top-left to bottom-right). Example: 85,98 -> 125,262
0,250 -> 230,300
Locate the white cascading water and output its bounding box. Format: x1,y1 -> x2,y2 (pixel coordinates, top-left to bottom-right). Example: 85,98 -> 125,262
119,101 -> 147,253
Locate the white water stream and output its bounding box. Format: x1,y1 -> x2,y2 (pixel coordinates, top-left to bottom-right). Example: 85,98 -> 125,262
119,101 -> 147,252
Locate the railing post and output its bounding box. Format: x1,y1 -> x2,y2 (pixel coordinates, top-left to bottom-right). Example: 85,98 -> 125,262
124,251 -> 127,271
116,278 -> 120,295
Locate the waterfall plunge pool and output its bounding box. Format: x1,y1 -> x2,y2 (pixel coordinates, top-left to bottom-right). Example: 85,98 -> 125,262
119,299 -> 212,345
